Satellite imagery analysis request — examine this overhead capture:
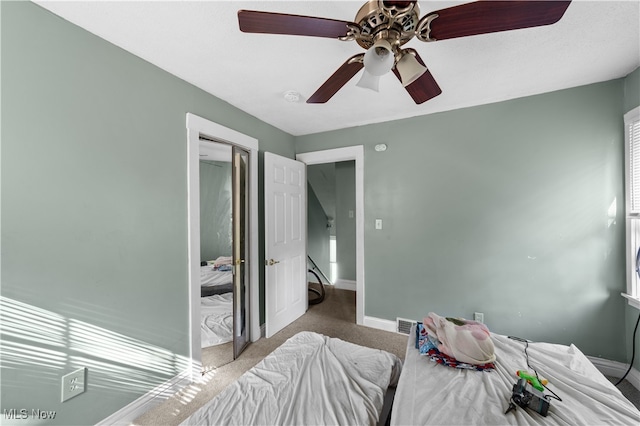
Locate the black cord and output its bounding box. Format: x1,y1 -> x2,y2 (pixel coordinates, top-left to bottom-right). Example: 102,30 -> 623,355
508,336 -> 562,402
615,311 -> 640,386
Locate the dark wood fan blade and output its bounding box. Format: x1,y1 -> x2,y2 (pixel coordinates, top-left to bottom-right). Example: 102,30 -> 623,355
307,54 -> 365,103
422,1 -> 571,41
392,49 -> 442,104
238,10 -> 357,39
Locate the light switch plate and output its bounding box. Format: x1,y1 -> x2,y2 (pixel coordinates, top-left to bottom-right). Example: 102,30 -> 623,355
375,219 -> 383,230
61,367 -> 86,402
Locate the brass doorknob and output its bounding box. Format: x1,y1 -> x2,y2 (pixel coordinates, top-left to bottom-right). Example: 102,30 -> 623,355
266,258 -> 280,266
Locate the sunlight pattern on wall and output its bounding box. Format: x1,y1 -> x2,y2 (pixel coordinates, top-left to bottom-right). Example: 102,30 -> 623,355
0,296 -> 67,348
0,295 -> 191,401
1,340 -> 67,371
67,319 -> 183,376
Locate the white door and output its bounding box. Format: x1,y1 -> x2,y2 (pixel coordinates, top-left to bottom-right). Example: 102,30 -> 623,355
265,152 -> 307,338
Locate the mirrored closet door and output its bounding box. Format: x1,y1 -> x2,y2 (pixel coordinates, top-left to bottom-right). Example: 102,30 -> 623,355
232,146 -> 250,358
199,140 -> 250,368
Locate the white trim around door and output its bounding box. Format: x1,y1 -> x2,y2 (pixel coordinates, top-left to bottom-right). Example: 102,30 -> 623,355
186,113 -> 259,380
296,146 -> 365,326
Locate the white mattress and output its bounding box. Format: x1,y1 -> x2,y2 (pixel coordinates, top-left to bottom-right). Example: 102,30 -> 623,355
391,325 -> 640,425
200,266 -> 232,287
182,331 -> 402,426
200,293 -> 233,347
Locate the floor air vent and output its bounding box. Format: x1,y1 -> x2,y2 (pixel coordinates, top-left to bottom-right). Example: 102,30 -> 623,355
396,318 -> 416,335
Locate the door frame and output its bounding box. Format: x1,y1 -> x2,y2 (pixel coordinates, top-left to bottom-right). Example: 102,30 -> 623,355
186,113 -> 259,380
296,146 -> 364,326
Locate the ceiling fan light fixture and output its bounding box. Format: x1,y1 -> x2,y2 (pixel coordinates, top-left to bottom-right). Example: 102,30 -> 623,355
356,70 -> 381,92
396,51 -> 427,87
362,38 -> 394,76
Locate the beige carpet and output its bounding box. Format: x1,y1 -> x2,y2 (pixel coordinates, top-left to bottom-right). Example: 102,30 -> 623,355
201,341 -> 233,370
133,286 -> 407,425
607,376 -> 640,410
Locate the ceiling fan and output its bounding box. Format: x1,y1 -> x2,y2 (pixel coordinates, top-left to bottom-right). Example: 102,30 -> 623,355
238,1 -> 571,104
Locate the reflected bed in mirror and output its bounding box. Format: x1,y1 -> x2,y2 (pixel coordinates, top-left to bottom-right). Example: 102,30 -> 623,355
200,257 -> 233,348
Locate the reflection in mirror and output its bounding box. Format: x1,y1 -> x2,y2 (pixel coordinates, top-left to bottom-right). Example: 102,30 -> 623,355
199,141 -> 234,368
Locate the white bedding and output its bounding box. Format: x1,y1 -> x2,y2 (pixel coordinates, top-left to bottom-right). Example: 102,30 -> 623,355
200,265 -> 232,288
200,293 -> 233,347
392,325 -> 640,425
182,331 -> 403,426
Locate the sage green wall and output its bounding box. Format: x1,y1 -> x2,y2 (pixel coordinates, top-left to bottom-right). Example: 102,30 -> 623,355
307,184 -> 331,280
335,161 -> 357,281
0,2 -> 294,425
623,67 -> 640,113
200,161 -> 232,262
623,67 -> 640,371
296,79 -> 629,363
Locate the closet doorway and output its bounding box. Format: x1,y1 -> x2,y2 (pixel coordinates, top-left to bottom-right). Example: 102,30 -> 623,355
186,113 -> 259,378
197,141 -> 249,367
297,146 -> 365,326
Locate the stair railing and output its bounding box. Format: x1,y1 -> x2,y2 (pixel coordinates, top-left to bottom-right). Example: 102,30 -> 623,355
307,255 -> 329,305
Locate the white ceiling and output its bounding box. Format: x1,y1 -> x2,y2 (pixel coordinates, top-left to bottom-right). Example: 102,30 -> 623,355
34,0 -> 640,136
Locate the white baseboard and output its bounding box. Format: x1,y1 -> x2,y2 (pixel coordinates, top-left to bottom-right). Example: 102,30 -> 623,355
363,315 -> 398,333
96,368 -> 191,425
334,279 -> 356,291
588,356 -> 640,391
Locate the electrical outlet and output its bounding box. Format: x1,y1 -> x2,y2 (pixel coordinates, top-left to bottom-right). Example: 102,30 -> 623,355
474,312 -> 484,324
61,367 -> 86,402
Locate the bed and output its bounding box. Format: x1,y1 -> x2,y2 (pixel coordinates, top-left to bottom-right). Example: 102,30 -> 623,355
391,323 -> 640,425
182,331 -> 402,426
200,292 -> 233,347
200,258 -> 234,347
200,264 -> 233,297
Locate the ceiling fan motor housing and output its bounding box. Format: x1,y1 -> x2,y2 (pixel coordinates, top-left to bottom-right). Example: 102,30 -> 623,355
354,0 -> 421,49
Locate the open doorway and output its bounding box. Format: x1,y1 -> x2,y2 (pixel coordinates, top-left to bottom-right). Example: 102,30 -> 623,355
197,142 -> 251,367
186,113 -> 259,379
297,146 -> 365,325
307,161 -> 357,292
